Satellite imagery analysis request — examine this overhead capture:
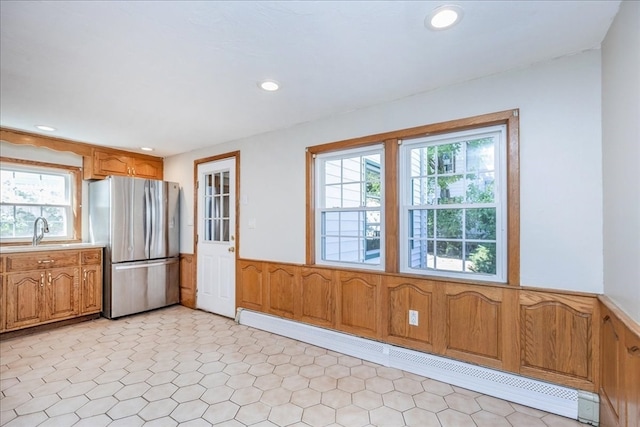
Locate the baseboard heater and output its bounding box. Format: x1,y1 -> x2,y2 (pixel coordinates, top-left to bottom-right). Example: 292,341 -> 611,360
236,309 -> 599,425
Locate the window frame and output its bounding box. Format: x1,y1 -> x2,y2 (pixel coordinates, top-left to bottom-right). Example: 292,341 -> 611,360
307,109 -> 520,286
399,124 -> 508,282
314,144 -> 386,271
0,157 -> 82,245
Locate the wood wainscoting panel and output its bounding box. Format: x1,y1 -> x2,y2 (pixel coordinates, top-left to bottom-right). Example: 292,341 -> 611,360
600,310 -> 623,427
598,296 -> 640,427
266,264 -> 298,319
238,260 -> 264,311
444,285 -> 504,369
300,267 -> 335,328
179,254 -> 196,309
337,271 -> 381,339
520,291 -> 597,390
383,276 -> 434,352
624,327 -> 640,427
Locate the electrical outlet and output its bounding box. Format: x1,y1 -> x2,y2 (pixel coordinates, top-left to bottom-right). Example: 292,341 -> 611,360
409,310 -> 419,326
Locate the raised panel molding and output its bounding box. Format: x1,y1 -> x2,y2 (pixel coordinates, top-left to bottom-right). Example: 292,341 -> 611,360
598,297 -> 640,427
384,278 -> 433,351
600,314 -> 622,426
179,254 -> 196,309
520,292 -> 596,390
445,289 -> 502,368
300,268 -> 334,327
238,261 -> 263,310
337,272 -> 380,338
267,265 -> 297,318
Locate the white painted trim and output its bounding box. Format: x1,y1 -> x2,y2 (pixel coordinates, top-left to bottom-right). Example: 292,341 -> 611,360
237,309 -> 598,423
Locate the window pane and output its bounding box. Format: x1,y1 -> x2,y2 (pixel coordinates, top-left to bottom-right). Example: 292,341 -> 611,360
322,211 -> 340,235
14,206 -> 40,237
340,211 -> 361,237
339,237 -> 360,262
465,208 -> 496,240
409,240 -> 434,270
342,157 -> 361,182
466,243 -> 497,275
0,205 -> 15,237
41,206 -> 67,236
342,183 -> 362,208
324,185 -> 342,208
437,143 -> 464,174
435,209 -> 462,239
466,137 -> 495,172
322,236 -> 336,261
325,160 -> 341,184
436,241 -> 463,272
466,172 -> 495,203
438,175 -> 464,204
409,209 -> 433,239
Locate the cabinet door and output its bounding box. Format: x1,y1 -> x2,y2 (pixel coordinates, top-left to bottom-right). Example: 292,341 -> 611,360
81,265 -> 102,314
94,151 -> 132,176
6,271 -> 44,329
132,157 -> 163,179
1,274 -> 5,332
45,267 -> 79,321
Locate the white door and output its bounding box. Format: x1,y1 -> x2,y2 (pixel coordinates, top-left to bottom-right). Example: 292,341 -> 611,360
197,158 -> 236,318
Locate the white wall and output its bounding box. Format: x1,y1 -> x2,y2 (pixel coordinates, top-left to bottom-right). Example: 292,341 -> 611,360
602,0 -> 640,322
165,50 -> 604,294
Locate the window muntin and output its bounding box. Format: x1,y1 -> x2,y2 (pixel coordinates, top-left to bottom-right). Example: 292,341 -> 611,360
0,162 -> 77,242
401,125 -> 507,281
316,146 -> 384,268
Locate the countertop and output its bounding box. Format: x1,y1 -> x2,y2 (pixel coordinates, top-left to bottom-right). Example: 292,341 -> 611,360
0,243 -> 105,254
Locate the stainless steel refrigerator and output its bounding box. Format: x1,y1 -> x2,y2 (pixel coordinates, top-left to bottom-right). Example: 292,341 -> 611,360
89,176 -> 180,319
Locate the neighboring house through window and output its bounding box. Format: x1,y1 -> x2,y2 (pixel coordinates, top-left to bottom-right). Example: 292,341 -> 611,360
0,157 -> 81,243
315,145 -> 384,269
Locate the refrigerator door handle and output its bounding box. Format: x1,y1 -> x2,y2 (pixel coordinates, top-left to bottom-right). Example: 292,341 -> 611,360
144,180 -> 152,259
113,259 -> 177,270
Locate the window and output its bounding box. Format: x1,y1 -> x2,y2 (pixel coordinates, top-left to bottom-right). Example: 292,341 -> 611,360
0,158 -> 81,243
315,146 -> 384,268
307,109 -> 519,285
400,125 -> 507,281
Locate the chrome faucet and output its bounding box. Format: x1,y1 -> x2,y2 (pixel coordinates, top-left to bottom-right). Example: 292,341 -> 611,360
32,217 -> 49,246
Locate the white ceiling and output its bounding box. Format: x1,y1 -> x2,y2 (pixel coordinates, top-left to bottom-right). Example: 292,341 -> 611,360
0,1 -> 621,157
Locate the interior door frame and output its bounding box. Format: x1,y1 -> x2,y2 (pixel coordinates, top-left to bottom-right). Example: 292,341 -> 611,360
193,151 -> 241,309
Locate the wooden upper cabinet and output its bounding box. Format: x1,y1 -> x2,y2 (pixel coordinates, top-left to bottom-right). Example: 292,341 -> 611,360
84,148 -> 163,180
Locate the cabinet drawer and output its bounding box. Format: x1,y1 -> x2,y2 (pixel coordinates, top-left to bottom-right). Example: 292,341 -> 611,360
6,251 -> 80,272
81,249 -> 102,265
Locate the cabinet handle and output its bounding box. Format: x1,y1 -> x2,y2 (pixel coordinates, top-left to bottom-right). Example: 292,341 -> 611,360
37,259 -> 55,264
48,273 -> 52,285
132,167 -> 136,176
40,273 -> 44,287
84,269 -> 87,282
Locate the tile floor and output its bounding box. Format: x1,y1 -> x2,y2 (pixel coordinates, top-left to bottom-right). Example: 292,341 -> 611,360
1,305 -> 588,427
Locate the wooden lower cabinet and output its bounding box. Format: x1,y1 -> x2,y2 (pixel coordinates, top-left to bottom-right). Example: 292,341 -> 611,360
46,267 -> 80,321
6,267 -> 79,329
81,265 -> 102,314
2,248 -> 103,333
6,271 -> 44,330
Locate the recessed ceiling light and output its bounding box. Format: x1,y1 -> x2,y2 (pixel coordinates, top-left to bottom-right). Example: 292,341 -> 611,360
35,125 -> 56,132
426,5 -> 463,30
259,80 -> 280,92
140,147 -> 154,152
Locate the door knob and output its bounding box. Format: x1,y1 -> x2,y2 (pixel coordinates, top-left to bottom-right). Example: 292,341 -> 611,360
228,247 -> 235,253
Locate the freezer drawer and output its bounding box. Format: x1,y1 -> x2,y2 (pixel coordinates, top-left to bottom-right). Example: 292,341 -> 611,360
106,257 -> 179,319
